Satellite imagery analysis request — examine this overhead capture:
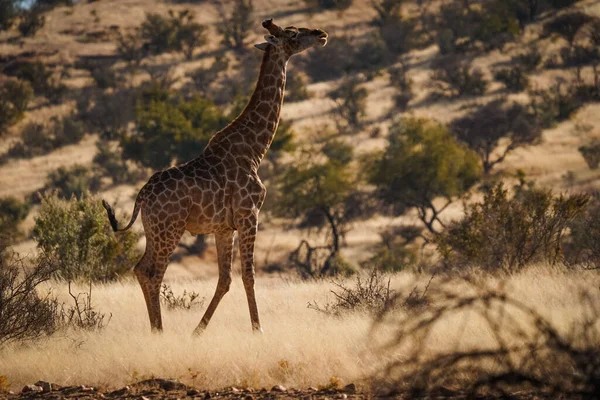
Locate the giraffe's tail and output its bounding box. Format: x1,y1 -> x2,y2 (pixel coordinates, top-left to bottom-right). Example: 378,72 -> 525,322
102,190 -> 143,232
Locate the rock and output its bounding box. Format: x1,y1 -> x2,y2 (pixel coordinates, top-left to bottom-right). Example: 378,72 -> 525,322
187,388 -> 200,396
141,397 -> 151,400
160,379 -> 186,391
203,392 -> 211,399
109,386 -> 130,396
80,385 -> 95,392
271,385 -> 286,392
342,383 -> 356,393
230,386 -> 241,393
21,384 -> 43,393
244,395 -> 254,400
34,380 -> 53,392
336,394 -> 348,399
307,386 -> 319,392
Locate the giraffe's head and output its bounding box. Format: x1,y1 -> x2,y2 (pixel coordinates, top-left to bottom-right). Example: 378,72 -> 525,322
254,19 -> 328,57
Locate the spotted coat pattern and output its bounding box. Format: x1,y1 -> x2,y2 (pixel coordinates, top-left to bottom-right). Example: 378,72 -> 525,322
104,20 -> 328,334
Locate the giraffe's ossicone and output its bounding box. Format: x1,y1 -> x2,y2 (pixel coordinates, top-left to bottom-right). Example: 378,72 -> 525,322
102,19 -> 328,334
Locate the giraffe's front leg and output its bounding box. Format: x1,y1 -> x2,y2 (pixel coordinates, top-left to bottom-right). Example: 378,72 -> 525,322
193,230 -> 235,335
238,215 -> 262,333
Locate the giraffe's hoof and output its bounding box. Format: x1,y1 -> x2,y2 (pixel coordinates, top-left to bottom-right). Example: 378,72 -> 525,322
192,325 -> 206,337
252,326 -> 264,334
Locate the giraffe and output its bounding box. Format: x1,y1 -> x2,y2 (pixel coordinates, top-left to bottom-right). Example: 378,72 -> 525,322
102,19 -> 328,334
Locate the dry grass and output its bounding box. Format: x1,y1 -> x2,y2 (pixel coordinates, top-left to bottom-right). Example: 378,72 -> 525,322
0,267 -> 598,392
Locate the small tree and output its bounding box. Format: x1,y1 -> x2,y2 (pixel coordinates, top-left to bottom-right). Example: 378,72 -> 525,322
437,183 -> 588,271
431,58 -> 488,98
122,84 -> 226,170
18,8 -> 45,37
216,0 -> 253,51
273,141 -> 359,277
450,100 -> 542,175
0,197 -> 30,239
368,117 -> 482,234
0,0 -> 18,31
32,194 -> 141,281
330,76 -> 368,131
0,78 -> 33,134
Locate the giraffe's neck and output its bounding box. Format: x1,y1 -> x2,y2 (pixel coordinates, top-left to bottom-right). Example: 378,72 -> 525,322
209,46 -> 288,170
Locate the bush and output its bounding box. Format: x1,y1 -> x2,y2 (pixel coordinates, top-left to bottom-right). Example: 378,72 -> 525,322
364,226 -> 420,272
330,77 -> 368,131
0,78 -> 33,134
304,0 -> 352,10
543,12 -> 595,46
437,183 -> 588,271
32,194 -> 141,281
579,142 -> 600,170
90,66 -> 122,89
77,88 -> 135,140
564,193 -> 600,267
58,282 -> 111,331
529,80 -> 582,128
18,8 -> 45,37
0,246 -> 59,346
216,0 -> 253,51
307,268 -> 394,316
116,31 -> 145,77
494,66 -> 529,92
44,165 -> 101,200
160,284 -> 204,311
431,59 -> 488,98
389,63 -> 413,111
8,115 -> 85,158
368,117 -> 482,234
0,197 -> 30,237
122,84 -> 226,169
285,69 -> 311,102
93,141 -> 145,184
450,100 -> 541,175
140,9 -> 207,58
6,61 -> 67,104
187,55 -> 229,97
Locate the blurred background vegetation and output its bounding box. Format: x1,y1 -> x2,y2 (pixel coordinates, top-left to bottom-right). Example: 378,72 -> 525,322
1,0 -> 600,282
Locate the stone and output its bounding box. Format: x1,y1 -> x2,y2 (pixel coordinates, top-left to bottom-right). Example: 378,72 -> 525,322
80,385 -> 95,392
230,386 -> 241,393
21,384 -> 43,393
244,395 -> 254,400
109,386 -> 130,396
187,388 -> 200,396
34,381 -> 53,392
271,385 -> 286,392
342,383 -> 356,393
336,394 -> 348,399
307,386 -> 319,392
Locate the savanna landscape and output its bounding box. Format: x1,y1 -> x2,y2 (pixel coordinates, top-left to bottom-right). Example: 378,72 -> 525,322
1,0 -> 600,398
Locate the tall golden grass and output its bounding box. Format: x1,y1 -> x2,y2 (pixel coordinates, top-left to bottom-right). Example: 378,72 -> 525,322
1,266 -> 598,392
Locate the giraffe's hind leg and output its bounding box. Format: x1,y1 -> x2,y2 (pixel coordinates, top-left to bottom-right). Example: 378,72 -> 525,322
136,221 -> 185,332
193,230 -> 235,335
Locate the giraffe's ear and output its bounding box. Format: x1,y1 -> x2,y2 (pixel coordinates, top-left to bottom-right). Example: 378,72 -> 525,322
254,42 -> 269,51
264,34 -> 279,45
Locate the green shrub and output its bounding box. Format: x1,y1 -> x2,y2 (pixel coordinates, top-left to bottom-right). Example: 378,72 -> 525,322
494,66 -> 529,92
77,88 -> 135,140
8,115 -> 85,159
18,8 -> 45,37
322,140 -> 353,165
0,78 -> 33,134
116,31 -> 145,77
529,80 -> 582,128
44,165 -> 101,200
364,226 -> 420,272
93,141 -> 145,184
330,77 -> 368,131
285,69 -> 311,102
187,55 -> 229,97
368,117 -> 482,234
6,61 -> 67,104
389,63 -> 413,111
302,36 -> 355,82
140,9 -> 207,58
217,0 -> 253,51
431,59 -> 488,97
122,84 -> 226,169
32,194 -> 141,281
437,183 -> 588,271
0,197 -> 30,237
